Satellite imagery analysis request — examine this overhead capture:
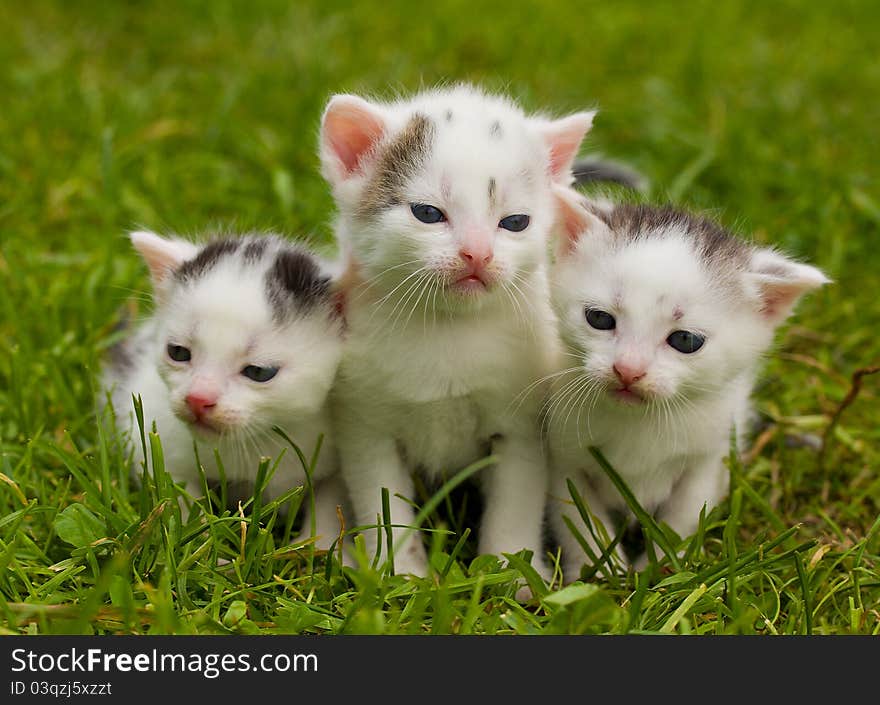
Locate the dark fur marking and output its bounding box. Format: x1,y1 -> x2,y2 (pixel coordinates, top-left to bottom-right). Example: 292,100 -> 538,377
175,238 -> 241,282
357,113 -> 435,220
621,520 -> 646,563
489,120 -> 502,138
444,109 -> 453,122
488,178 -> 497,208
243,238 -> 268,263
266,247 -> 333,321
592,203 -> 750,273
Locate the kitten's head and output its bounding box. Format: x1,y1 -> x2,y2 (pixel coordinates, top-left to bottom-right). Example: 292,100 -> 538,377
319,84 -> 594,313
131,231 -> 343,437
550,187 -> 830,408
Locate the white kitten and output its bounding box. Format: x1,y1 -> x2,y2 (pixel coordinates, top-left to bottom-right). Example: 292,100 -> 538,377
546,187 -> 829,580
102,231 -> 346,549
319,84 -> 594,580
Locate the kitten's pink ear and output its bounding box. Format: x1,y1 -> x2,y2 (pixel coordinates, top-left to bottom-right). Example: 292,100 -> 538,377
745,248 -> 830,324
539,111 -> 597,183
320,94 -> 389,184
553,185 -> 606,256
129,230 -> 198,290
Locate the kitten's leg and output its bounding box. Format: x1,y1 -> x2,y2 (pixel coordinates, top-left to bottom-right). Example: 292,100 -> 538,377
479,434 -> 551,586
644,454 -> 729,569
548,471 -> 619,583
338,434 -> 427,576
308,475 -> 347,552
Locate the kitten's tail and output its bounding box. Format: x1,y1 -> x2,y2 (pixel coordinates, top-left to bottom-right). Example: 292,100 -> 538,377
572,157 -> 647,192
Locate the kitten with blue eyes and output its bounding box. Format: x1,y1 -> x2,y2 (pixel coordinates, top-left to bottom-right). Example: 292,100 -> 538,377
546,187 -> 829,579
102,231 -> 347,549
319,84 -> 594,583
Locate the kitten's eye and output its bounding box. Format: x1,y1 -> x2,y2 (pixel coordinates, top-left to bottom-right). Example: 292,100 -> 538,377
667,330 -> 705,354
499,214 -> 530,232
410,203 -> 446,224
585,308 -> 616,330
241,365 -> 279,383
167,344 -> 191,362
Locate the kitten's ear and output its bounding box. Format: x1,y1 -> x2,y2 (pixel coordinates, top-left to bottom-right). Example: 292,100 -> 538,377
320,94 -> 389,184
553,185 -> 606,256
129,230 -> 198,290
745,248 -> 830,324
538,111 -> 597,183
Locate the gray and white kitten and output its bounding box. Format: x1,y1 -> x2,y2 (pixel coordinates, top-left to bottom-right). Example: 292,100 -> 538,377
102,231 -> 346,548
318,84 -> 595,583
546,186 -> 829,579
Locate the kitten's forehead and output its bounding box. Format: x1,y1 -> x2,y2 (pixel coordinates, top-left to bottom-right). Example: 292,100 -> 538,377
569,232 -> 718,325
609,237 -> 710,314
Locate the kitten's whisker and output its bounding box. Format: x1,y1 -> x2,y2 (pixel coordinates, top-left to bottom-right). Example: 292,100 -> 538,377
383,271 -> 428,333
352,259 -> 424,302
403,271 -> 435,333
499,280 -> 527,332
389,271 -> 432,334
508,366 -> 582,415
371,265 -> 429,312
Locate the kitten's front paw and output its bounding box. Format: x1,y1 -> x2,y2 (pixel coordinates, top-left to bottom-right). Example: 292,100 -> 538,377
391,539 -> 428,577
512,556 -> 552,602
563,559 -> 586,585
514,582 -> 535,603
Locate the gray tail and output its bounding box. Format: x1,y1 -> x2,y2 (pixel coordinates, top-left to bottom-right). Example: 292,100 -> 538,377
572,158 -> 647,192
106,306 -> 136,376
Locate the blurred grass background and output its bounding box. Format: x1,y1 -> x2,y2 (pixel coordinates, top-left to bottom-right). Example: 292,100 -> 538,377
0,0 -> 878,634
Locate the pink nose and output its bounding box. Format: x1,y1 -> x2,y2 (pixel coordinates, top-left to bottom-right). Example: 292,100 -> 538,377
186,393 -> 217,419
613,363 -> 646,387
459,246 -> 493,269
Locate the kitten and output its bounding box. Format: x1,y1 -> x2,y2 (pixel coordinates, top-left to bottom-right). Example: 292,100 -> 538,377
319,84 -> 595,581
102,231 -> 346,549
546,186 -> 829,579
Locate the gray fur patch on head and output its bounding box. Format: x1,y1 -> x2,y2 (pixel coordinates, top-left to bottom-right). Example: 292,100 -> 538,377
266,246 -> 333,323
357,113 -> 435,220
594,204 -> 750,275
175,238 -> 241,282
489,120 -> 502,139
488,178 -> 497,209
243,238 -> 268,263
444,109 -> 453,123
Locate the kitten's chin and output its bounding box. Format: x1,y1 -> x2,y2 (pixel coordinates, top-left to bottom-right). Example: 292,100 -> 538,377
607,386 -> 650,406
612,389 -> 645,405
451,275 -> 490,295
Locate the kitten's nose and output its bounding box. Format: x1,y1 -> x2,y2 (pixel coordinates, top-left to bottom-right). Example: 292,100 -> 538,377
186,393 -> 217,419
613,362 -> 646,387
458,245 -> 493,268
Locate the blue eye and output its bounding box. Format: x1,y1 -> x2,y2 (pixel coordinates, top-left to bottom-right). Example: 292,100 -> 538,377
241,365 -> 279,383
499,214 -> 530,232
167,344 -> 191,362
585,308 -> 616,331
667,330 -> 705,354
410,203 -> 446,224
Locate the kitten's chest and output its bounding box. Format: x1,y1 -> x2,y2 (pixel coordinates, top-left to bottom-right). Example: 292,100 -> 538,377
395,395 -> 488,475
346,314 -> 537,403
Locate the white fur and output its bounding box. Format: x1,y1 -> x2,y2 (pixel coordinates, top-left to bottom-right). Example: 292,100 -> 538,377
321,86 -> 593,580
546,197 -> 829,580
102,233 -> 346,550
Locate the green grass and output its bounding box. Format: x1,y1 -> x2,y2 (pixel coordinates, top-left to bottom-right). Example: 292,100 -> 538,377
1,0 -> 878,634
